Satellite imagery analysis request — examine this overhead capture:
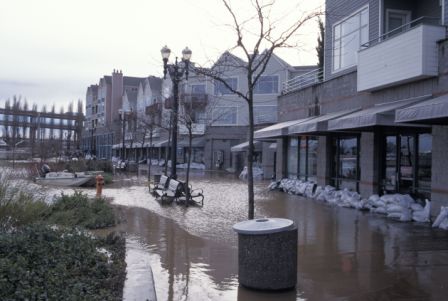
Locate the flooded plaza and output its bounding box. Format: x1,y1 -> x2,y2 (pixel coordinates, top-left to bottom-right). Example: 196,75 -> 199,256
54,170 -> 448,301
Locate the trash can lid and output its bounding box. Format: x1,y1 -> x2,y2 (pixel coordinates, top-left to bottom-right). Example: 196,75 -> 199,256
233,218 -> 294,235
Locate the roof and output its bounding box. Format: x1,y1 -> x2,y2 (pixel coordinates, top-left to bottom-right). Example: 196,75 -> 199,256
124,76 -> 147,87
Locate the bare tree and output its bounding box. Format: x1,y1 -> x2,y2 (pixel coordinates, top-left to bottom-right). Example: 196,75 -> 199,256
196,0 -> 321,219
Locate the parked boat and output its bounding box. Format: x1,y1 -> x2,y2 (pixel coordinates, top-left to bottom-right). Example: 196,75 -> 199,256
36,171 -> 94,187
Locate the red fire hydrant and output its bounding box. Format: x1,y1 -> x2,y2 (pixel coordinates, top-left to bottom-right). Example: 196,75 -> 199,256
96,174 -> 105,198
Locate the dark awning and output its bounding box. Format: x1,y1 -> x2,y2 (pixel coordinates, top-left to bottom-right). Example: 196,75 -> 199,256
178,138 -> 205,148
153,139 -> 170,147
395,94 -> 448,124
231,141 -> 262,152
288,109 -> 360,135
328,96 -> 431,131
254,117 -> 316,140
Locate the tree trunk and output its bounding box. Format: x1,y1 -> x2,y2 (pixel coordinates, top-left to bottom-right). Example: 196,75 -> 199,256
247,88 -> 255,220
185,126 -> 193,207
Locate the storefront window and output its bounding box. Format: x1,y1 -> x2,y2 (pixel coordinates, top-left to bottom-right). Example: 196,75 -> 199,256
287,138 -> 298,178
382,133 -> 431,198
399,135 -> 415,195
299,138 -> 307,180
384,136 -> 397,192
418,134 -> 432,194
333,136 -> 359,191
307,138 -> 318,182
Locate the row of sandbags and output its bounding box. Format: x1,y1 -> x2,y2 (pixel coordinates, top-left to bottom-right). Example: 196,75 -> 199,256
269,178 -> 433,224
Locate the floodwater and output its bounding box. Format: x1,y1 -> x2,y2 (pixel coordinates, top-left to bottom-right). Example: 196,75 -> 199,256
54,170 -> 448,301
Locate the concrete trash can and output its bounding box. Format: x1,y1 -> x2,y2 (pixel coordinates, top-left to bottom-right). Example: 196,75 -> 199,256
233,218 -> 297,291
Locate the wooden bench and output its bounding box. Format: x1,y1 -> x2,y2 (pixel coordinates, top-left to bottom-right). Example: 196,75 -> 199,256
151,175 -> 169,196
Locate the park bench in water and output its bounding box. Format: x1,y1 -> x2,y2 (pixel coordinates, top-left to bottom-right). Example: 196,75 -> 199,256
151,175 -> 204,206
151,175 -> 169,195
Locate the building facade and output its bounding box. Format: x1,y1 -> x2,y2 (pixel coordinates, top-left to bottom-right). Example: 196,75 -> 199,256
82,70 -> 162,160
256,0 -> 448,217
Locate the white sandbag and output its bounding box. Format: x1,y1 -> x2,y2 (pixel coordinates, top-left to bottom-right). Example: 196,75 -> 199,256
411,203 -> 424,211
373,200 -> 386,208
386,204 -> 403,213
397,194 -> 414,208
368,194 -> 380,202
432,206 -> 448,228
412,199 -> 430,223
313,186 -> 323,199
324,185 -> 336,192
400,208 -> 412,222
440,219 -> 448,230
387,212 -> 402,219
380,194 -> 397,204
373,207 -> 387,214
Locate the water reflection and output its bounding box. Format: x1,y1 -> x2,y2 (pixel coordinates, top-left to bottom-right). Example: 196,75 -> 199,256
44,171 -> 448,300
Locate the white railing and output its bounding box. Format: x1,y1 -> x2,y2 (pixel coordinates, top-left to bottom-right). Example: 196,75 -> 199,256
282,68 -> 323,94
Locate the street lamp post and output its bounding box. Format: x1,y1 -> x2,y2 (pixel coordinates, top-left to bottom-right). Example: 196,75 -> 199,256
161,45 -> 192,179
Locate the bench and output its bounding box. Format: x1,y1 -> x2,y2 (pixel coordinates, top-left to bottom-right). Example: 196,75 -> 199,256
160,179 -> 182,204
176,182 -> 204,207
151,175 -> 169,196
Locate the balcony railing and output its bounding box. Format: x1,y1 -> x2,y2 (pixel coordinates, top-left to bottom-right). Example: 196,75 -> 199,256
282,68 -> 323,94
357,17 -> 445,92
361,16 -> 440,49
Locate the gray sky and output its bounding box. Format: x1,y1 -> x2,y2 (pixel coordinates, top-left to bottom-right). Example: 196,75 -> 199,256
0,0 -> 323,110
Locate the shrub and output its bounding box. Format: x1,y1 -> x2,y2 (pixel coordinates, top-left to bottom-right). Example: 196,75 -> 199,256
0,171 -> 48,230
0,225 -> 125,300
45,192 -> 116,229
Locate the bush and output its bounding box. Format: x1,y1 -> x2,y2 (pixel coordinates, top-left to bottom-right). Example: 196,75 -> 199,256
0,225 -> 125,300
45,192 -> 116,229
0,171 -> 48,230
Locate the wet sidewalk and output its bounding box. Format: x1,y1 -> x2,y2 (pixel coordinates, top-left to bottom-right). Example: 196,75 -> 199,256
91,171 -> 448,300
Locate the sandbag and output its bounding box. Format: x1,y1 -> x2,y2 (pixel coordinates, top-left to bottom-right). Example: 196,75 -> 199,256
432,206 -> 448,228
412,199 -> 430,223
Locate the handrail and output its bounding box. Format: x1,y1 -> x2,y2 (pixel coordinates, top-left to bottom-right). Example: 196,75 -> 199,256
282,68 -> 323,94
361,16 -> 441,49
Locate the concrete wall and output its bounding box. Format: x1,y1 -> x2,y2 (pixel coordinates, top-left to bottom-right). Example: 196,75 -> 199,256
431,125 -> 448,216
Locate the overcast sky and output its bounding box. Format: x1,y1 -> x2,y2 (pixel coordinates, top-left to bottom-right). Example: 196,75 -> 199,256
0,0 -> 323,110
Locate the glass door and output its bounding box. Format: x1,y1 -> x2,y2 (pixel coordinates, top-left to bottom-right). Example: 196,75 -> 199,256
385,9 -> 411,37
398,135 -> 415,194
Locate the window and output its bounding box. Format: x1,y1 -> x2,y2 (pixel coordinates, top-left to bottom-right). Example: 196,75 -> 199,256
287,137 -> 299,178
333,6 -> 369,72
191,84 -> 206,94
287,136 -> 318,181
214,78 -> 237,95
382,133 -> 431,198
333,136 -> 359,191
254,105 -> 277,124
212,107 -> 237,125
254,75 -> 279,94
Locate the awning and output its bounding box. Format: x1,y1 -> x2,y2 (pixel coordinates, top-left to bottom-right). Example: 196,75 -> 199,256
254,117 -> 316,140
153,139 -> 169,148
328,95 -> 431,131
231,141 -> 261,152
395,94 -> 448,124
288,109 -> 360,135
178,138 -> 205,148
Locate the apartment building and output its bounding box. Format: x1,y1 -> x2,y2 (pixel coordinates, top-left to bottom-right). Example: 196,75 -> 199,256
82,70 -> 162,159
256,0 -> 448,217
